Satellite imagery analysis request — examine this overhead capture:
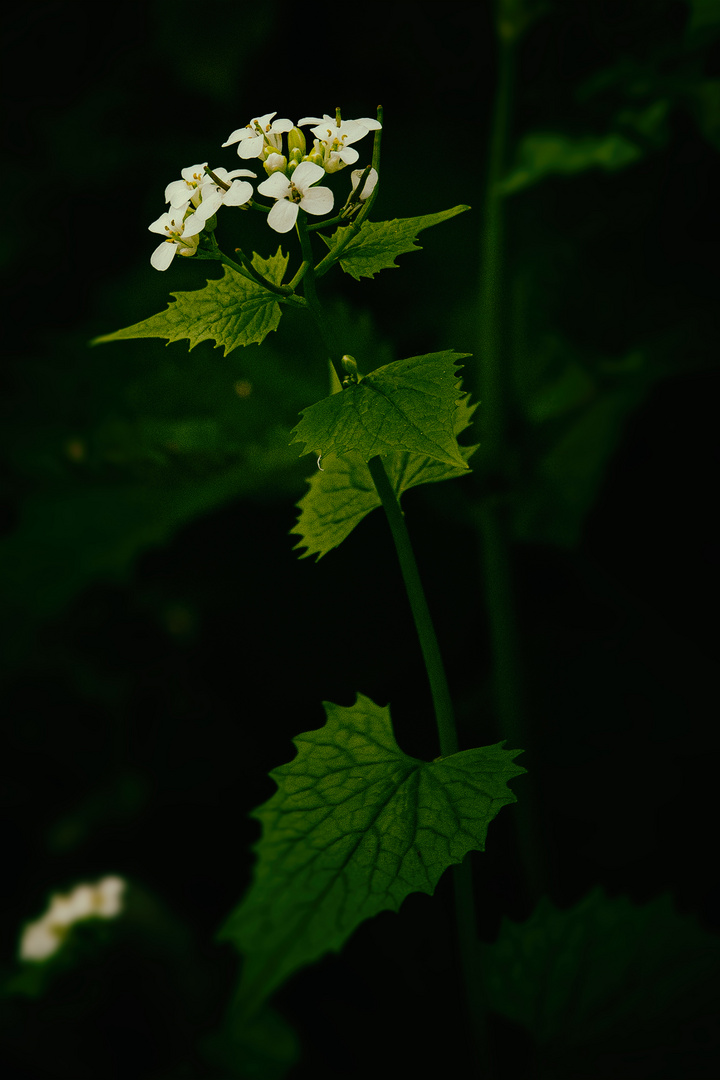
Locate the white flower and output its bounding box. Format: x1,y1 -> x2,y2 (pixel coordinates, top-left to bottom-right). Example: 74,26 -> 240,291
19,877 -> 127,962
351,166 -> 378,201
257,160 -> 334,233
202,166 -> 256,210
223,112 -> 293,160
298,114 -> 381,172
148,207 -> 206,271
165,163 -> 255,220
165,162 -> 212,210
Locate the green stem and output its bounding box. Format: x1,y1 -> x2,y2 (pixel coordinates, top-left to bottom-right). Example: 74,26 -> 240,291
313,108 -> 383,279
220,250 -> 292,297
365,456 -> 458,758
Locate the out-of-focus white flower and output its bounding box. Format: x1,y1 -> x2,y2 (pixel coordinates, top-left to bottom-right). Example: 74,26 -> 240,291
19,877 -> 127,962
350,166 -> 379,201
257,160 -> 334,233
223,113 -> 294,160
148,208 -> 205,271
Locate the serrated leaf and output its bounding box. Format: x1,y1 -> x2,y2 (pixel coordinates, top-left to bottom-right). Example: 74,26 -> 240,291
482,888 -> 720,1060
91,249 -> 289,354
220,693 -> 524,1016
291,396 -> 479,560
320,206 -> 470,280
291,351 -> 470,470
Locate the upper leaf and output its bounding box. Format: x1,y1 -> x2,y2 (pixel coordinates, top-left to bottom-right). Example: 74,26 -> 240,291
220,693 -> 525,1016
291,395 -> 479,560
91,249 -> 289,354
290,351 -> 470,469
320,206 -> 470,279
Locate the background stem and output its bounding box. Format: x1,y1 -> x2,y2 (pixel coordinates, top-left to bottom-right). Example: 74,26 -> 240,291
475,27 -> 545,902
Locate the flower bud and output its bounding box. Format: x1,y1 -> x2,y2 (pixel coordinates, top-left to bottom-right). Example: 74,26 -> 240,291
287,126 -> 307,157
263,153 -> 287,177
341,355 -> 358,375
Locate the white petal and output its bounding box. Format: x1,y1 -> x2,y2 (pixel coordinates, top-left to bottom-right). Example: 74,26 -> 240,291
151,241 -> 176,270
292,160 -> 325,190
223,179 -> 254,206
181,211 -> 206,238
257,172 -> 291,200
222,128 -> 245,147
297,115 -> 326,127
355,117 -> 382,131
267,199 -> 299,233
165,179 -> 189,206
148,211 -> 174,235
180,162 -> 208,182
224,168 -> 257,179
299,186 -> 334,216
238,134 -> 265,159
351,166 -> 378,199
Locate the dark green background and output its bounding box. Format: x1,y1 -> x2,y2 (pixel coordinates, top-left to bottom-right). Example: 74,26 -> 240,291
1,2 -> 718,1077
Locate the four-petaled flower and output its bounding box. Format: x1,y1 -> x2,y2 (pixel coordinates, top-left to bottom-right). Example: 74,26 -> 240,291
299,114 -> 382,172
148,208 -> 206,271
223,112 -> 294,160
257,161 -> 334,233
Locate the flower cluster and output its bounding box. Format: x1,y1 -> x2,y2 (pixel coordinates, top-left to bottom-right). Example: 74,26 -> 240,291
148,110 -> 381,266
19,876 -> 127,961
149,163 -> 256,270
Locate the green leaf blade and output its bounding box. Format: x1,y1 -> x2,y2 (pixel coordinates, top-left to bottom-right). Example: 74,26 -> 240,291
220,694 -> 524,1015
91,249 -> 289,354
291,351 -> 470,470
321,205 -> 471,279
291,396 -> 479,560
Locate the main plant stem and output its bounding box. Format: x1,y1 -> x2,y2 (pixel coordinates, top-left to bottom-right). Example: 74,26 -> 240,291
299,221 -> 492,1073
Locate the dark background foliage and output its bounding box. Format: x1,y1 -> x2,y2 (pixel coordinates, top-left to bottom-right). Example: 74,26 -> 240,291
1,2 -> 719,1077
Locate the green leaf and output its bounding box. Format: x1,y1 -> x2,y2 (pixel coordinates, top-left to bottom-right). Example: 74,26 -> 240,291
291,396 -> 479,560
91,249 -> 289,354
499,132 -> 642,195
220,694 -> 524,1016
320,206 -> 470,280
290,351 -> 470,470
482,889 -> 720,1064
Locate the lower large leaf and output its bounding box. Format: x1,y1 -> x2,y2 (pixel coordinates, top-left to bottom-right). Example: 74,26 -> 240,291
220,694 -> 525,1016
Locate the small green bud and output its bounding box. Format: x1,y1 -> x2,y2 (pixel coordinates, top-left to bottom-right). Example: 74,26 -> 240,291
287,126 -> 307,156
341,354 -> 358,375
308,150 -> 325,168
287,159 -> 298,176
289,147 -> 303,165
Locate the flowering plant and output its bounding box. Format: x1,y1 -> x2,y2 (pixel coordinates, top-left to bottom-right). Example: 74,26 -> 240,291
91,105 -> 523,1062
